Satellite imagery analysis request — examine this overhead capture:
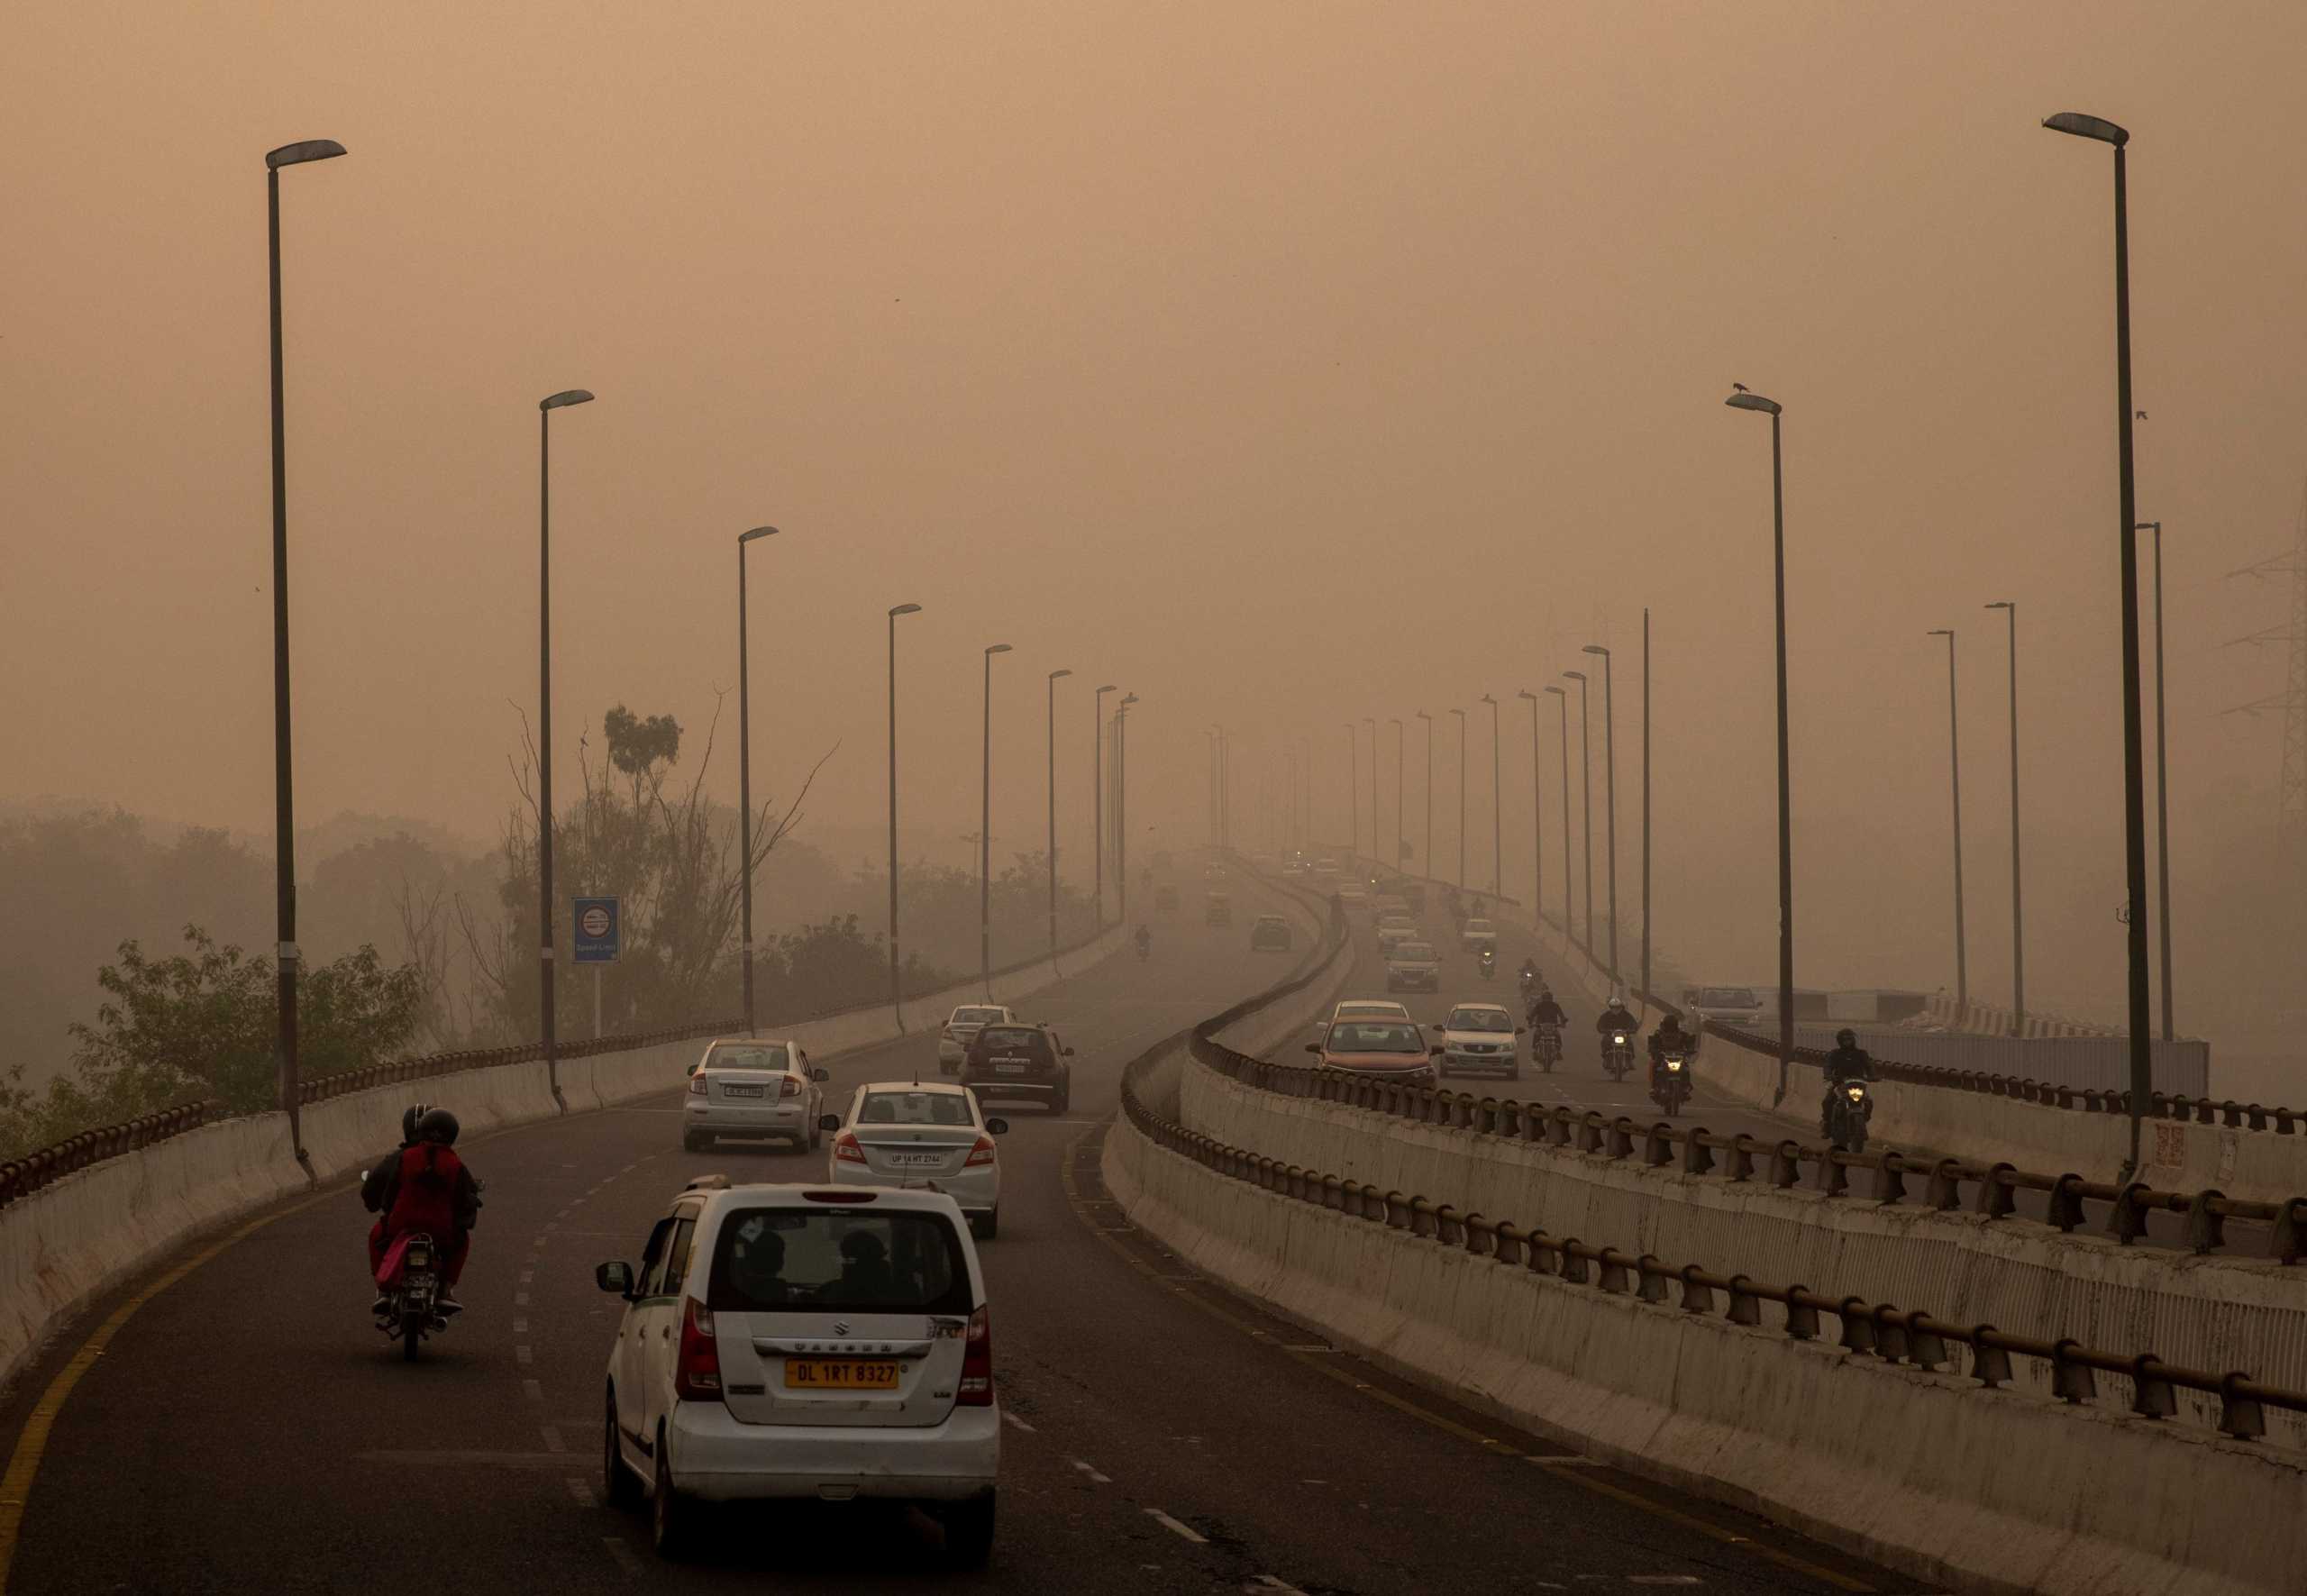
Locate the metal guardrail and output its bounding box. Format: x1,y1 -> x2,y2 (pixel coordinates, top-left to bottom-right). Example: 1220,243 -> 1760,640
0,919 -> 1132,1212
1706,1019 -> 2302,1135
1187,1035 -> 2307,1263
1125,1052 -> 2307,1443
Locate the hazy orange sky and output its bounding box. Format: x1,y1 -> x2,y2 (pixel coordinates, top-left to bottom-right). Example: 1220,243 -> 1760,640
9,3 -> 2307,1046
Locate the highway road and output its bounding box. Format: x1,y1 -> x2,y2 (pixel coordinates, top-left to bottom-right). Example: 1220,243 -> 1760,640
1,862 -> 1911,1595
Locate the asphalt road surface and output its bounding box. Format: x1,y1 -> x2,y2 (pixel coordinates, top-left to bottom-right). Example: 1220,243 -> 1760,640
3,862 -> 1912,1595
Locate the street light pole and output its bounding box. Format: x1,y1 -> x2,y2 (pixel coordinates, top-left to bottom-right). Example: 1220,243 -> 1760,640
1727,386 -> 1794,1106
886,603 -> 923,1012
1363,717 -> 1378,877
2045,110 -> 2153,1173
2138,520 -> 2174,1041
735,525 -> 780,1035
262,137 -> 345,1152
1390,717 -> 1405,872
1929,629 -> 1969,1017
1987,602 -> 2025,1033
1416,710 -> 1434,878
1562,673 -> 1591,956
1345,724 -> 1358,865
1117,695 -> 1140,922
1517,690 -> 1542,928
1480,694 -> 1500,896
980,643 -> 1014,994
1641,611 -> 1653,1006
1544,686 -> 1570,935
1047,668 -> 1071,957
1582,648 -> 1619,980
1093,684 -> 1116,924
535,387 -> 595,1099
1450,707 -> 1468,889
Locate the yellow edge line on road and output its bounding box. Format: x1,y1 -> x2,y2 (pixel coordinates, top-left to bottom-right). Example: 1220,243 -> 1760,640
0,1186 -> 335,1591
1062,1119 -> 1874,1595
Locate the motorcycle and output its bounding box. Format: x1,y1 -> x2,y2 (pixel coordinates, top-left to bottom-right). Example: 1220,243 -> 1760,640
1602,1030 -> 1634,1081
1135,938 -> 1151,962
1517,969 -> 1538,1000
1477,950 -> 1497,982
1531,1023 -> 1561,1073
1828,1079 -> 1873,1154
374,1228 -> 458,1361
1651,1053 -> 1691,1117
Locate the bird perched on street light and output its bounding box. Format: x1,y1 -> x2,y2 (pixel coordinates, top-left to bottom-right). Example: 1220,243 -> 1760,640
1732,382 -> 1750,393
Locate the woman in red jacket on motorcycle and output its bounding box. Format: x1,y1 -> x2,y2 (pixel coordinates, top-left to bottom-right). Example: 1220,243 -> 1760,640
365,1107 -> 481,1304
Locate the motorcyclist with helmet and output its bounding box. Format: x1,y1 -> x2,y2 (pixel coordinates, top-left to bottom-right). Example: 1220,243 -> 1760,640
365,1107 -> 481,1306
1135,924 -> 1153,959
1595,994 -> 1638,1062
1525,986 -> 1567,1030
1647,1012 -> 1697,1098
1821,1028 -> 1876,1135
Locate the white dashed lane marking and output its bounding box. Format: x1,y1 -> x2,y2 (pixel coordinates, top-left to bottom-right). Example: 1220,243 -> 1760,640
1066,1457 -> 1112,1484
1144,1508 -> 1207,1545
1000,1411 -> 1035,1433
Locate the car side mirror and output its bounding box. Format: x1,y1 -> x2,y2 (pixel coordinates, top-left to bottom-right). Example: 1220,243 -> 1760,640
1062,1046 -> 1076,1057
596,1261 -> 634,1296
811,1067 -> 830,1082
817,1113 -> 841,1132
986,1117 -> 1009,1135
1429,1046 -> 1446,1058
1517,1026 -> 1528,1035
1304,1043 -> 1322,1055
685,1062 -> 698,1076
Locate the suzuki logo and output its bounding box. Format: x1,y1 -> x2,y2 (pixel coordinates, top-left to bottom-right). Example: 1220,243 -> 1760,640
832,1320 -> 851,1336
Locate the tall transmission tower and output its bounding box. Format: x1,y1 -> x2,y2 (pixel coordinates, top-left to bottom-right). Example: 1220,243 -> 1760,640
2224,476 -> 2307,858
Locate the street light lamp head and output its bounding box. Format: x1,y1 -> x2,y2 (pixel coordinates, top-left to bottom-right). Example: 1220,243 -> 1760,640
1581,644 -> 1609,658
1929,628 -> 1956,638
740,524 -> 780,543
2044,111 -> 2129,147
1517,689 -> 1537,702
986,643 -> 1013,657
1416,708 -> 1432,720
1725,390 -> 1782,416
1096,683 -> 1117,694
540,389 -> 595,412
266,139 -> 347,169
889,602 -> 923,618
1985,601 -> 2014,612
1121,693 -> 1139,706
2134,521 -> 2161,533
1048,667 -> 1072,680
1563,670 -> 1587,682
1543,685 -> 1566,698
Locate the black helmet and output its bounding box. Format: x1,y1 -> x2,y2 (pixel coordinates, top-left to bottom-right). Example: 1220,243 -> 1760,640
401,1102 -> 433,1144
416,1108 -> 460,1145
1836,1028 -> 1858,1050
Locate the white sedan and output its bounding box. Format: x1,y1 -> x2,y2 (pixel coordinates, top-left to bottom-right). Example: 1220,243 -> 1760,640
822,1081 -> 1010,1239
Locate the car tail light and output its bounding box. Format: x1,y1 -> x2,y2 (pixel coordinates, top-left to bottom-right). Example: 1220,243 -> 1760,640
963,1136 -> 997,1167
673,1298 -> 721,1400
779,1075 -> 802,1098
834,1132 -> 867,1164
688,1074 -> 707,1096
956,1305 -> 993,1405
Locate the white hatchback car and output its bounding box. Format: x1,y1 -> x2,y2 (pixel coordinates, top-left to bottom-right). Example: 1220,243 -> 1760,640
937,1005 -> 1014,1073
1434,1002 -> 1524,1080
822,1081 -> 1010,1238
598,1179 -> 999,1566
682,1038 -> 829,1154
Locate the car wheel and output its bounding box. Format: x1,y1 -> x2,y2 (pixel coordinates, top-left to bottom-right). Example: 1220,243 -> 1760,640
942,1489 -> 997,1569
971,1209 -> 999,1241
808,1112 -> 823,1151
651,1427 -> 698,1560
681,1131 -> 707,1154
604,1390 -> 643,1512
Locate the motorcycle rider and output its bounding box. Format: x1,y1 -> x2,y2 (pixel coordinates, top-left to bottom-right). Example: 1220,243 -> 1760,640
1647,1013 -> 1697,1096
1595,994 -> 1637,1062
1821,1027 -> 1876,1136
1517,956 -> 1539,989
361,1102 -> 430,1301
1135,924 -> 1153,958
367,1108 -> 481,1307
1525,987 -> 1567,1030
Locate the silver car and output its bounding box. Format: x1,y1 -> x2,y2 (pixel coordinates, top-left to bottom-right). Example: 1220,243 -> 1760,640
682,1038 -> 828,1153
938,1005 -> 1015,1073
823,1082 -> 1010,1239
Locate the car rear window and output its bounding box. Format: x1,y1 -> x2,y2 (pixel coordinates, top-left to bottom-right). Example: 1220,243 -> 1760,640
953,1008 -> 1006,1026
859,1090 -> 975,1127
1331,1022 -> 1426,1053
706,1044 -> 791,1071
707,1208 -> 971,1315
1395,943 -> 1436,960
974,1026 -> 1048,1054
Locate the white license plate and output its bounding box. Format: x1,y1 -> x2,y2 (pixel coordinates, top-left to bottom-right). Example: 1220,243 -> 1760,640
720,1083 -> 766,1099
885,1152 -> 944,1167
993,1062 -> 1027,1075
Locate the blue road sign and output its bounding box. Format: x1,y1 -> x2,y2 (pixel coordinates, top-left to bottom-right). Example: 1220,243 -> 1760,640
573,897 -> 621,963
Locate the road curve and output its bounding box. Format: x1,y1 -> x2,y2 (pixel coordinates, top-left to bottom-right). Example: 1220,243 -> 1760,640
3,865 -> 1908,1594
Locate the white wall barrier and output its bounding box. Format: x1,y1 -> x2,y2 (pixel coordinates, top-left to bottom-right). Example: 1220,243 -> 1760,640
0,924 -> 1127,1394
1108,1069 -> 2307,1596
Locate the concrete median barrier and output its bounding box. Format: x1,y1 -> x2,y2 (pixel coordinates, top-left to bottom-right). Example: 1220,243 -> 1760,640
1106,1079 -> 2307,1596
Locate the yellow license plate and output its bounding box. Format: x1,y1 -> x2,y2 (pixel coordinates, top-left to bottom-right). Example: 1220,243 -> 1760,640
784,1359 -> 902,1391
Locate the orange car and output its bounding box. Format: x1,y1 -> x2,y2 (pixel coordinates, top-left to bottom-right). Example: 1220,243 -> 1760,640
1305,1018 -> 1439,1084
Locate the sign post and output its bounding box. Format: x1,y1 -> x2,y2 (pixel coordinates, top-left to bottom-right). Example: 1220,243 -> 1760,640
573,897 -> 620,1041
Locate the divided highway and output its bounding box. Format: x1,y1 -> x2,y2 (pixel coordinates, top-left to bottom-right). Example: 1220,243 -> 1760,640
2,864 -> 1907,1594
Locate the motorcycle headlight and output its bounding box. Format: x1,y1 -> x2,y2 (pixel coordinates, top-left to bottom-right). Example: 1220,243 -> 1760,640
1847,1085 -> 1865,1100
1666,1059 -> 1683,1072
1612,1034 -> 1627,1045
